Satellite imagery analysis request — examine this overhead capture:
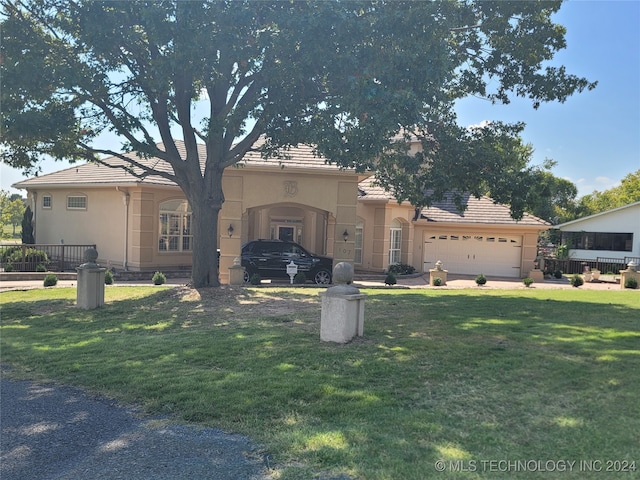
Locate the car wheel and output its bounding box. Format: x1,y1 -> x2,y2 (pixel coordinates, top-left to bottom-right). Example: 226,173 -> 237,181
243,269 -> 251,284
313,269 -> 332,285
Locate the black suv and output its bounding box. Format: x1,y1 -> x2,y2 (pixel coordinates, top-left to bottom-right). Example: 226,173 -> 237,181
241,240 -> 333,284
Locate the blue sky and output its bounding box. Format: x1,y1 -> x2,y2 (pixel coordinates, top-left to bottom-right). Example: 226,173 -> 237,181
2,0 -> 639,198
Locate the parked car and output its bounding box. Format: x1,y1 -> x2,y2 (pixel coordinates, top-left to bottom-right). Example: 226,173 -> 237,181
241,239 -> 333,284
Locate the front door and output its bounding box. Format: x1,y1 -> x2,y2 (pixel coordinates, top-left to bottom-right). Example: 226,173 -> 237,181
278,226 -> 295,242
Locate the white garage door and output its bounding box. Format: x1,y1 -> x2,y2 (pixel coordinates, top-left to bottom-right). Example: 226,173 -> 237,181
423,233 -> 522,277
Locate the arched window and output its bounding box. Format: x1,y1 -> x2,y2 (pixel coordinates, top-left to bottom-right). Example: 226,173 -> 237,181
159,199 -> 192,252
389,219 -> 402,265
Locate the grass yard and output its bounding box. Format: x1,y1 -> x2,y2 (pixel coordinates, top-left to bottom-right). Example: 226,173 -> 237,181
1,286 -> 639,479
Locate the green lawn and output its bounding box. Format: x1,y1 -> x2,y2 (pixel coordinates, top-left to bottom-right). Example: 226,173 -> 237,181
1,286 -> 639,479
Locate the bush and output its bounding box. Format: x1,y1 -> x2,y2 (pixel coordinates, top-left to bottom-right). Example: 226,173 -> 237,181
250,273 -> 262,285
43,274 -> 58,287
104,270 -> 114,285
152,271 -> 166,285
293,272 -> 307,284
36,264 -> 47,272
384,272 -> 397,285
570,274 -> 584,288
554,270 -> 563,279
475,273 -> 487,286
387,263 -> 416,275
2,247 -> 49,271
625,277 -> 638,289
523,277 -> 534,287
4,263 -> 13,272
432,277 -> 442,286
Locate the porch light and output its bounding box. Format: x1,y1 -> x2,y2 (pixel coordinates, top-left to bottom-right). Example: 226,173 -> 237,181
343,229 -> 349,242
227,224 -> 234,237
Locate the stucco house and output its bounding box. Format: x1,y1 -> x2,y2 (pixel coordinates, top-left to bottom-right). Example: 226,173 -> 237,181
555,201 -> 640,263
13,141 -> 549,282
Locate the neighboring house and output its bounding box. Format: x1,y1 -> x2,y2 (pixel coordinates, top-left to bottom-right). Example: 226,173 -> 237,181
555,202 -> 640,263
13,141 -> 549,281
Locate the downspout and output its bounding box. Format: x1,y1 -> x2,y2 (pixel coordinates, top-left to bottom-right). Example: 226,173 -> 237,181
116,187 -> 130,270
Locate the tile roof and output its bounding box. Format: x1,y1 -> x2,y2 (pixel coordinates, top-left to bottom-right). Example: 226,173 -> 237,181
13,140 -> 340,189
358,178 -> 549,226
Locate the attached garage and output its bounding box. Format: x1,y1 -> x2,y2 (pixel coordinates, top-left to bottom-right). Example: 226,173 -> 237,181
423,232 -> 522,277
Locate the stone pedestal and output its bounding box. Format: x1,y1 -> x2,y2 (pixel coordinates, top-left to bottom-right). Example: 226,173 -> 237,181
228,257 -> 245,286
429,269 -> 447,286
319,262 -> 366,343
76,248 -> 106,310
528,269 -> 544,283
620,269 -> 639,289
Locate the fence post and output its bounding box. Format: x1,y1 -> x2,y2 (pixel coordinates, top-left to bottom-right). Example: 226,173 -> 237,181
60,244 -> 65,272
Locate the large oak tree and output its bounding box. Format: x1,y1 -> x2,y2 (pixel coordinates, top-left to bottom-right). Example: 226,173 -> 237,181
1,0 -> 595,287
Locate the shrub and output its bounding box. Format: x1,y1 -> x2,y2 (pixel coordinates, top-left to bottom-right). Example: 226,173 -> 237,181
293,272 -> 307,284
104,270 -> 114,285
2,247 -> 49,271
250,273 -> 262,285
570,274 -> 584,288
523,277 -> 534,287
554,270 -> 563,279
387,263 -> 416,275
4,263 -> 13,272
625,277 -> 638,289
36,264 -> 47,272
152,271 -> 166,285
384,272 -> 397,285
475,273 -> 487,286
43,274 -> 58,287
432,277 -> 442,286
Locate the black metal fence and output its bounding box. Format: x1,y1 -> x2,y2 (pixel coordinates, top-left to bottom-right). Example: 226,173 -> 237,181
0,243 -> 96,272
543,256 -> 640,275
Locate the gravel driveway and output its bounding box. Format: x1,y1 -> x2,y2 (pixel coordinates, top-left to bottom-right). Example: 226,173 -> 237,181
1,375 -> 271,480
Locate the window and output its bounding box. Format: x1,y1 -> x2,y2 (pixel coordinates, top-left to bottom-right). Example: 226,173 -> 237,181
562,231 -> 633,252
389,219 -> 402,265
354,220 -> 364,264
43,195 -> 52,209
67,195 -> 87,210
159,199 -> 192,252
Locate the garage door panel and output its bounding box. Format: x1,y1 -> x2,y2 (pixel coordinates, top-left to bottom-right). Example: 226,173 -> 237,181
424,233 -> 521,277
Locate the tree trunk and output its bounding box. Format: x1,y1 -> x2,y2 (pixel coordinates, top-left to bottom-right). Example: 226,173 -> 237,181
190,199 -> 221,288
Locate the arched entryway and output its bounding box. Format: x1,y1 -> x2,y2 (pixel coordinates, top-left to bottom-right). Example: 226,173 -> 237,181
244,203 -> 332,256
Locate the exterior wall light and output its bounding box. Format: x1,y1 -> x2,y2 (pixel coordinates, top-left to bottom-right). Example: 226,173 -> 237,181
343,229 -> 349,242
227,224 -> 234,237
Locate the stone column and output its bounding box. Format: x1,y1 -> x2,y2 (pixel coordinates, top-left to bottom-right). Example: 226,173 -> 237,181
76,247 -> 106,310
429,260 -> 448,286
319,262 -> 366,343
228,257 -> 246,286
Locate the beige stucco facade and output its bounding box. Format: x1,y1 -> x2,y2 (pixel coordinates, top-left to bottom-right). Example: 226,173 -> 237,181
16,143 -> 548,282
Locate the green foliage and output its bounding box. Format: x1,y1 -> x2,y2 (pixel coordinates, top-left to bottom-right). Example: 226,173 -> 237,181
577,170 -> 640,216
0,192 -> 25,238
3,247 -> 48,271
152,271 -> 166,285
21,206 -> 35,244
432,277 -> 443,286
475,273 -> 487,286
570,274 -> 584,288
625,277 -> 638,289
43,274 -> 58,287
387,263 -> 416,275
0,1 -> 596,287
523,277 -> 534,287
4,263 -> 13,272
384,272 -> 397,286
104,270 -> 114,285
250,273 -> 262,285
556,244 -> 570,260
554,269 -> 564,279
36,264 -> 46,272
293,272 -> 306,284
